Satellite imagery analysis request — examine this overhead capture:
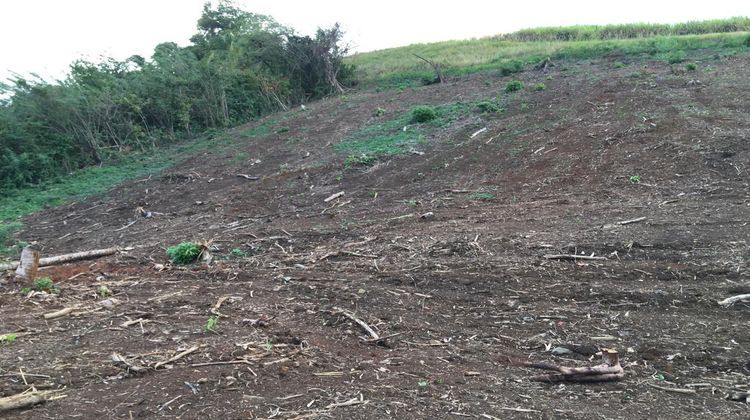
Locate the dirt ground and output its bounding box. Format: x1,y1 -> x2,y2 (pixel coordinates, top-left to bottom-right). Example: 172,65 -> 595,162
1,53 -> 749,419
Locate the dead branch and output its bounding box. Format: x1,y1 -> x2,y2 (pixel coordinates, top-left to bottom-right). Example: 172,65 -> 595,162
523,349 -> 624,383
43,307 -> 75,320
323,191 -> 345,202
718,294 -> 750,306
153,346 -> 199,369
0,247 -> 120,271
543,254 -> 607,261
236,174 -> 260,180
333,307 -> 379,340
413,54 -> 446,84
618,216 -> 646,225
0,390 -> 59,412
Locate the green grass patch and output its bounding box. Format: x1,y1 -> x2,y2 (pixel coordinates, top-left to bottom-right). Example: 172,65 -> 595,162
505,80 -> 524,92
470,192 -> 495,201
348,32 -> 750,86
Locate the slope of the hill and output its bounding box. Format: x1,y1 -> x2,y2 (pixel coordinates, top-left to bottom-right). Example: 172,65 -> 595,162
1,53 -> 749,419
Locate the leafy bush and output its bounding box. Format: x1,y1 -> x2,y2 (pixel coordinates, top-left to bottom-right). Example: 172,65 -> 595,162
166,242 -> 203,264
685,63 -> 697,71
629,175 -> 641,183
374,107 -> 386,117
411,105 -> 438,123
534,83 -> 546,91
476,101 -> 501,113
505,80 -> 524,93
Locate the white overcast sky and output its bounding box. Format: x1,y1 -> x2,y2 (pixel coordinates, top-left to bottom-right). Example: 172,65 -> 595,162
1,0 -> 748,81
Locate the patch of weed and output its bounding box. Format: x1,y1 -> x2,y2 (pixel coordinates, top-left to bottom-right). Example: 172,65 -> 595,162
505,80 -> 524,93
629,175 -> 642,183
374,107 -> 386,117
476,101 -> 501,113
34,277 -> 58,293
685,63 -> 697,71
534,83 -> 546,91
0,333 -> 17,345
229,248 -> 248,258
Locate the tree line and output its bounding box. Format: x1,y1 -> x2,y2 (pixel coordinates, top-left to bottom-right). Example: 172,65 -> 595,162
0,1 -> 354,191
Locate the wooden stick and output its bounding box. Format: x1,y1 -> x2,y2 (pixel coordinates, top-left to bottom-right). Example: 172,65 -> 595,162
236,174 -> 259,180
524,349 -> 624,383
153,346 -> 199,369
333,307 -> 379,340
718,294 -> 750,306
0,247 -> 120,271
647,383 -> 697,395
543,254 -> 607,261
618,216 -> 646,225
323,191 -> 345,202
43,307 -> 75,320
0,391 -> 57,412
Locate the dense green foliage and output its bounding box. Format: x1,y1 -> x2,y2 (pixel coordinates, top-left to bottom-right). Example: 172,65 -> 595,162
166,242 -> 204,264
0,1 -> 353,192
503,17 -> 750,42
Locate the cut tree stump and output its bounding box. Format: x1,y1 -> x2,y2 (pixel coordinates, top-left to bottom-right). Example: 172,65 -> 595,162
14,247 -> 39,283
0,390 -> 56,412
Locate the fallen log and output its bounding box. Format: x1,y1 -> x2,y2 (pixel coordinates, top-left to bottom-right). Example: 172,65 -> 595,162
718,294 -> 750,306
0,390 -> 57,412
0,247 -> 120,271
523,349 -> 624,383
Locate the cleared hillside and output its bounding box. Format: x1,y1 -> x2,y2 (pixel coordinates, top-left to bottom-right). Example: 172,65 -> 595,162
1,42 -> 750,419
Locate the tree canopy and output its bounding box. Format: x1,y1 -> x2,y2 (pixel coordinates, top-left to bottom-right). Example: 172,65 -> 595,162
0,1 -> 354,192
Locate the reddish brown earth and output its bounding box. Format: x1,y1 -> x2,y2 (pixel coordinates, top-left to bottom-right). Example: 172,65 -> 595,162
1,54 -> 749,419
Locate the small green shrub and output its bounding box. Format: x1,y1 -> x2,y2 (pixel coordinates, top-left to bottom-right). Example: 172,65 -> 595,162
34,277 -> 55,292
374,107 -> 386,117
685,63 -> 697,71
476,101 -> 501,113
520,103 -> 529,112
613,61 -> 625,68
206,316 -> 218,332
0,334 -> 17,344
505,80 -> 524,93
99,285 -> 111,298
499,60 -> 523,76
276,127 -> 290,133
166,242 -> 203,264
629,175 -> 641,184
411,105 -> 438,123
534,83 -> 546,91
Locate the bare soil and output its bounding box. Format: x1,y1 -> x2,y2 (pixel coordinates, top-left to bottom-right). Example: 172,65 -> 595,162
2,54 -> 749,419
